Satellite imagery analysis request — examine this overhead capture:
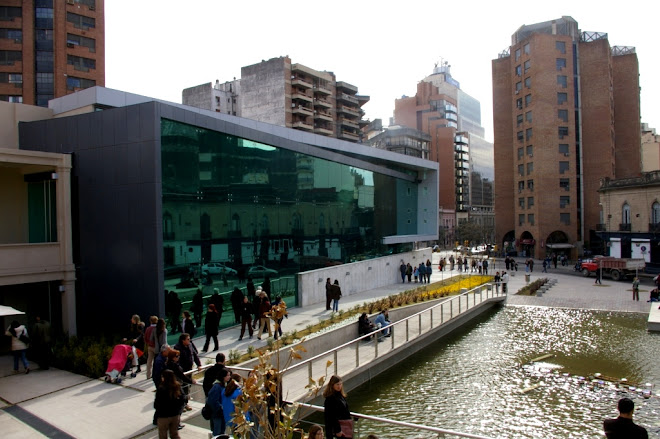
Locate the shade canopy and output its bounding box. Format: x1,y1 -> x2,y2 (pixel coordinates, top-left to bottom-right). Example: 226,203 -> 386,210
0,305 -> 26,317
546,243 -> 574,249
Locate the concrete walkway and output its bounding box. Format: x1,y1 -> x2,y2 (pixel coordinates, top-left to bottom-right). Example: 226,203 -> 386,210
0,253 -> 653,438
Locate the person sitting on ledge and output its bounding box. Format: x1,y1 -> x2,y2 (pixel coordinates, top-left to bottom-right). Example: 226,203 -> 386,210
358,313 -> 376,340
374,309 -> 392,337
648,288 -> 660,302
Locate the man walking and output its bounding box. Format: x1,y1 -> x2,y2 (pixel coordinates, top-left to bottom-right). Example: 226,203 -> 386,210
603,397 -> 648,438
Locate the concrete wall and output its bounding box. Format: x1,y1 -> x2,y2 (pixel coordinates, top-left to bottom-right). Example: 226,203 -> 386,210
297,249 -> 432,307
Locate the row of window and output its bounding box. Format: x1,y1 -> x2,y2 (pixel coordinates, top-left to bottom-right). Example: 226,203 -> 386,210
518,196 -> 570,209
621,203 -> 660,225
517,144 -> 572,161
519,213 -> 571,226
0,95 -> 22,103
519,161 -> 570,176
0,28 -> 21,41
66,12 -> 95,30
518,178 -> 571,193
0,73 -> 22,84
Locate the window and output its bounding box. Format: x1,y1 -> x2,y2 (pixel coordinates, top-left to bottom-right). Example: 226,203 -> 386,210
517,131 -> 524,142
556,58 -> 566,71
526,128 -> 533,141
67,54 -> 96,71
527,197 -> 534,207
524,94 -> 532,107
524,60 -> 531,73
524,77 -> 531,89
0,28 -> 22,42
560,178 -> 570,191
67,33 -> 96,52
524,43 -> 530,55
526,111 -> 532,123
527,180 -> 534,191
519,197 -> 525,208
526,145 -> 533,156
0,6 -> 22,21
518,164 -> 524,176
528,214 -> 535,225
519,214 -> 525,226
652,202 -> 660,224
559,144 -> 569,155
558,92 -> 568,105
560,213 -> 570,225
36,72 -> 53,94
0,95 -> 23,103
558,126 -> 569,139
516,81 -> 522,93
559,161 -> 570,174
557,75 -> 567,88
0,50 -> 21,65
515,49 -> 521,61
516,98 -> 523,110
527,162 -> 533,175
515,65 -> 522,76
517,114 -> 523,127
518,147 -> 524,160
558,109 -> 568,122
0,73 -> 22,84
622,203 -> 631,224
518,181 -> 525,192
66,12 -> 95,30
560,196 -> 570,208
66,76 -> 95,91
556,41 -> 566,54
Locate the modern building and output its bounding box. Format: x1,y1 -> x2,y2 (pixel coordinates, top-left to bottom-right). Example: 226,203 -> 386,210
0,101 -> 76,341
11,87 -> 437,335
365,121 -> 431,160
597,171 -> 660,270
492,16 -> 641,258
0,0 -> 105,107
182,56 -> 370,143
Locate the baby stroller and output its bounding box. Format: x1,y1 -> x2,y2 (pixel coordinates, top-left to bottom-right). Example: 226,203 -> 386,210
104,344 -> 142,384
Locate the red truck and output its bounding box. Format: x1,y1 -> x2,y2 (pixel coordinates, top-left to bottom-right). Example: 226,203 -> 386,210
580,257 -> 646,281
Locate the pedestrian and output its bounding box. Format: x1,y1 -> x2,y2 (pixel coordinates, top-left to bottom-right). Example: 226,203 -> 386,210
151,318 -> 168,358
595,266 -> 602,285
326,278 -> 333,310
145,316 -> 158,380
324,375 -> 352,439
406,263 -> 412,282
173,333 -> 201,411
192,288 -> 203,328
307,424 -> 324,439
238,296 -> 254,340
222,374 -> 249,435
206,368 -> 231,436
399,262 -> 406,283
603,397 -> 648,438
230,287 -> 243,324
552,254 -> 558,269
168,292 -> 182,334
202,352 -> 227,397
154,369 -> 186,439
164,349 -> 195,414
182,311 -> 196,339
152,344 -> 171,389
502,271 -> 509,294
31,316 -> 52,370
209,289 -> 224,323
632,277 -> 640,301
257,291 -> 272,340
271,295 -> 287,340
494,271 -> 501,293
413,265 -> 419,283
5,320 -> 30,374
542,260 -> 548,273
482,258 -> 489,275
202,304 -> 220,352
331,280 -> 342,312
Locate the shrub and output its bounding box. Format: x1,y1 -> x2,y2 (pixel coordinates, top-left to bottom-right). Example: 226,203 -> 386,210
51,334 -> 115,378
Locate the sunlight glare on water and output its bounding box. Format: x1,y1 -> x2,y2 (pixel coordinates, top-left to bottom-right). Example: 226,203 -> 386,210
348,307 -> 660,438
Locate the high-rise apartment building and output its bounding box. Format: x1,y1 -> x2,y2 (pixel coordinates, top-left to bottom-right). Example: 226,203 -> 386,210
182,56 -> 369,143
0,0 -> 104,107
492,16 -> 641,258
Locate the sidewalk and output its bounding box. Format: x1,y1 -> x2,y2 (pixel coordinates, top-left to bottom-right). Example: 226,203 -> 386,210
0,253 -> 651,438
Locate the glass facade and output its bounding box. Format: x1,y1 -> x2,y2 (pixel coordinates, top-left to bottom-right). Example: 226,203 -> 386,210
160,119 -> 419,323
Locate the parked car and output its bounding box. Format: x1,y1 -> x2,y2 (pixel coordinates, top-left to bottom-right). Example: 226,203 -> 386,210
247,265 -> 278,277
202,262 -> 238,276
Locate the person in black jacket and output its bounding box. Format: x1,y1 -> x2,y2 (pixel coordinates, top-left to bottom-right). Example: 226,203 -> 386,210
164,349 -> 195,413
323,375 -> 352,438
202,352 -> 227,397
202,304 -> 220,352
238,296 -> 253,340
603,397 -> 648,438
230,287 -> 243,324
154,369 -> 186,438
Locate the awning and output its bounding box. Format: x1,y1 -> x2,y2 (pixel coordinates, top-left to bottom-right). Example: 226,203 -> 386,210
520,239 -> 535,245
546,243 -> 574,249
0,305 -> 25,317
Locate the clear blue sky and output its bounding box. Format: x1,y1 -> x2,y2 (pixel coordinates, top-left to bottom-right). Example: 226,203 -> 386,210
105,0 -> 659,142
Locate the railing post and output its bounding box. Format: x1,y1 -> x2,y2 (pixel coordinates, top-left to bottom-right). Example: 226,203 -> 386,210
375,333 -> 379,358
334,350 -> 338,376
419,314 -> 422,336
356,341 -> 360,368
406,319 -> 409,342
450,300 -> 453,319
458,295 -> 461,314
430,308 -> 434,329
308,360 -> 312,383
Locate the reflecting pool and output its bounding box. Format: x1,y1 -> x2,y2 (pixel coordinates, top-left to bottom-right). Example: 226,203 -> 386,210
348,306 -> 660,438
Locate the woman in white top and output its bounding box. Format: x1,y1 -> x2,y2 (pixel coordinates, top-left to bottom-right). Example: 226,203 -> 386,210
5,320 -> 30,374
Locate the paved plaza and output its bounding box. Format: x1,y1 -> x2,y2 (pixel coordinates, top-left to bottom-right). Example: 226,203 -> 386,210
0,254 -> 655,438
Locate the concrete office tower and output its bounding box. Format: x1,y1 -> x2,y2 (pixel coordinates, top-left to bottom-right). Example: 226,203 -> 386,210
492,16 -> 641,258
182,56 -> 369,143
0,0 -> 105,107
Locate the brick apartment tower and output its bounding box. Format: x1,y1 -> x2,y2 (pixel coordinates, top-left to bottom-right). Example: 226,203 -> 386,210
492,16 -> 641,258
0,0 -> 105,106
182,56 -> 369,143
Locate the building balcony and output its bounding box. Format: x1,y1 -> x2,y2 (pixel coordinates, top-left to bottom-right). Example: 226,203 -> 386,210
314,111 -> 333,122
292,121 -> 313,131
339,118 -> 359,129
336,81 -> 358,94
0,242 -> 68,282
292,93 -> 313,103
455,135 -> 468,144
619,223 -> 631,232
339,130 -> 359,141
313,85 -> 332,95
337,93 -> 359,105
292,105 -> 313,116
313,98 -> 332,109
337,106 -> 361,117
314,127 -> 333,136
291,78 -> 312,88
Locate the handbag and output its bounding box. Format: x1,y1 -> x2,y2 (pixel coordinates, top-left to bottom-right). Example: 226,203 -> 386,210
19,330 -> 30,345
201,404 -> 212,420
338,419 -> 354,438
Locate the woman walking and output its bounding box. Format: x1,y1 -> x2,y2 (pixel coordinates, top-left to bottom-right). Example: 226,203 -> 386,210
154,369 -> 186,438
222,373 -> 249,435
202,304 -> 220,352
324,375 -> 352,438
5,320 -> 29,374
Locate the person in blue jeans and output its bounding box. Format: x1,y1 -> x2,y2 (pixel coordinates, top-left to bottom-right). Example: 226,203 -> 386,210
331,280 -> 342,312
5,320 -> 29,374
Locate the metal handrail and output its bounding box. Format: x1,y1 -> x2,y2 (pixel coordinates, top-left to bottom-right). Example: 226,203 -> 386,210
295,402 -> 495,439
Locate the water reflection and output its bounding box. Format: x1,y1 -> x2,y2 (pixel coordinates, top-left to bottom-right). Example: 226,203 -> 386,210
348,307 -> 660,438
